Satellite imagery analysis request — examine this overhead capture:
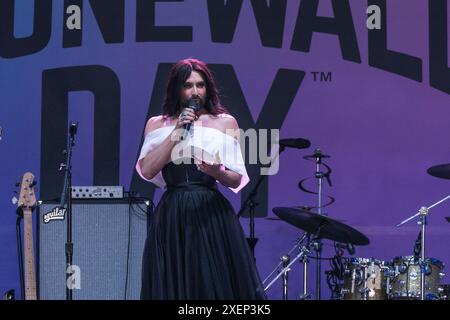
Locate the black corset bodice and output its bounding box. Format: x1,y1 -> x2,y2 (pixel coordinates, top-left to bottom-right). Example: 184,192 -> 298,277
162,158 -> 217,190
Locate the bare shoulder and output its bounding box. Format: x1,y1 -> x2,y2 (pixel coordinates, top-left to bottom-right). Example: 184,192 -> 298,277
215,113 -> 240,139
216,113 -> 238,128
144,115 -> 166,135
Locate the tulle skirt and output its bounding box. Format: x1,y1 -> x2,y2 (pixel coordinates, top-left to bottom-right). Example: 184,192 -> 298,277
140,184 -> 266,300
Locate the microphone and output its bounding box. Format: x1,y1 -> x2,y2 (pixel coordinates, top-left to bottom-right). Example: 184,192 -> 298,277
182,99 -> 200,140
279,138 -> 311,149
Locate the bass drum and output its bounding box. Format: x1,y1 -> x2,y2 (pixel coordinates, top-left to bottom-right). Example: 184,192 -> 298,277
389,256 -> 445,300
341,258 -> 390,300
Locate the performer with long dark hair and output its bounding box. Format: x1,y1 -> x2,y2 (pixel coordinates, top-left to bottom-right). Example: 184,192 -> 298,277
136,58 -> 266,299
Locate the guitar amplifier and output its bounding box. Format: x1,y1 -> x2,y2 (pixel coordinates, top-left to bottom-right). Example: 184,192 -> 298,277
37,198 -> 151,300
71,186 -> 124,199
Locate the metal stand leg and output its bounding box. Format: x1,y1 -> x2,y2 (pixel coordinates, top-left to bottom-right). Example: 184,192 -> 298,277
300,246 -> 311,300
315,240 -> 322,300
313,149 -> 328,300
419,208 -> 427,300
282,255 -> 289,300
263,235 -> 309,295
361,267 -> 368,300
262,233 -> 308,297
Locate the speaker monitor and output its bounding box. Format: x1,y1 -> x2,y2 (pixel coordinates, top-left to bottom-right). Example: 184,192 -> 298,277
37,198 -> 150,300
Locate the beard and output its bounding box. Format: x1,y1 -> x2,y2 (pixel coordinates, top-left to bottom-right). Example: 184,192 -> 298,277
182,95 -> 206,109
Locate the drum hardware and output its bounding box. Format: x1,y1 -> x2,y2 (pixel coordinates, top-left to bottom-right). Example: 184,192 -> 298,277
389,256 -> 445,300
301,148 -> 334,299
271,207 -> 370,299
299,246 -> 310,300
281,255 -> 290,300
358,263 -> 370,300
299,231 -> 325,300
263,232 -> 309,295
396,194 -> 450,300
269,149 -> 331,299
439,284 -> 450,300
385,267 -> 397,296
340,258 -> 391,300
327,255 -> 447,300
263,229 -> 327,299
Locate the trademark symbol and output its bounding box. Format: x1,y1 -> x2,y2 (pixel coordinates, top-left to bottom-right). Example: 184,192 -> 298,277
311,72 -> 332,82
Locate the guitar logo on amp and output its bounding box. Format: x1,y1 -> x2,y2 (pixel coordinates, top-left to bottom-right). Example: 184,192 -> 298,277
43,207 -> 66,224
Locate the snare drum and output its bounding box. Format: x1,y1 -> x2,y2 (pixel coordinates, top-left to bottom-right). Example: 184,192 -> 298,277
341,258 -> 390,300
389,256 -> 445,300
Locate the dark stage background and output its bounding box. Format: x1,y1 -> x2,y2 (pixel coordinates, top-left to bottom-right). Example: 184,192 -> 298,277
1,0 -> 450,300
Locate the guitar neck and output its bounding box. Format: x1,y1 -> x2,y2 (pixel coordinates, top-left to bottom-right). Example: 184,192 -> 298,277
23,209 -> 37,300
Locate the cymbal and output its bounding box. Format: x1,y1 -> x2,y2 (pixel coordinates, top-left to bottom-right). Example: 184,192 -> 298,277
427,163 -> 450,180
272,207 -> 370,246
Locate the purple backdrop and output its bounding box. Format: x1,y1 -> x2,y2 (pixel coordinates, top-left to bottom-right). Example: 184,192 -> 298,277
1,0 -> 449,299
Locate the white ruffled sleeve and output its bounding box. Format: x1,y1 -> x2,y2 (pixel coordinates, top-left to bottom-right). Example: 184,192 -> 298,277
215,132 -> 250,193
135,127 -> 174,188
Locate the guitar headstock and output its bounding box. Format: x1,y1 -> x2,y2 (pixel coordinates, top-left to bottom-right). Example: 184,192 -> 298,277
17,172 -> 37,210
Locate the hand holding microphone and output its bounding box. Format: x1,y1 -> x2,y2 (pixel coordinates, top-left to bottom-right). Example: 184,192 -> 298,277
176,99 -> 200,140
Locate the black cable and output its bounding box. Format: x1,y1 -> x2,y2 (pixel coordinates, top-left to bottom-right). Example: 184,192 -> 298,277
325,242 -> 347,299
123,194 -> 154,299
131,202 -> 151,217
126,193 -> 154,217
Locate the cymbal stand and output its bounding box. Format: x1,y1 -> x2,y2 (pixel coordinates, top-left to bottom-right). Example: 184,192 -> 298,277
264,228 -> 325,300
281,255 -> 290,300
396,194 -> 450,300
263,233 -> 308,295
299,237 -> 312,300
314,149 -> 326,300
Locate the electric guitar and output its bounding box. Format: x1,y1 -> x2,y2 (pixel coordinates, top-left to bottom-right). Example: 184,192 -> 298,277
17,172 -> 37,300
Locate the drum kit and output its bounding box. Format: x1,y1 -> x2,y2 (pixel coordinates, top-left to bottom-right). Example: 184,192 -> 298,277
263,151 -> 450,300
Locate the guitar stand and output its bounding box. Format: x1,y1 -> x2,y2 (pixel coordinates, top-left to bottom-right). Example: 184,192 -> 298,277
15,210 -> 25,300
3,289 -> 15,300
